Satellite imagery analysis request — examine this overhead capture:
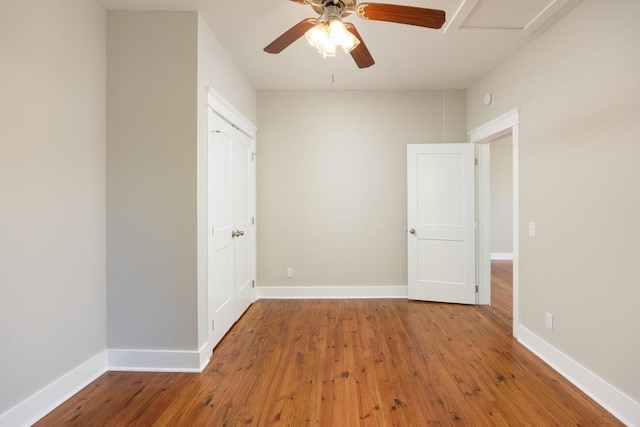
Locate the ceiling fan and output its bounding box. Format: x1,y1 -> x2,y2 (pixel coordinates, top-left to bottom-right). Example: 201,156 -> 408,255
264,0 -> 446,69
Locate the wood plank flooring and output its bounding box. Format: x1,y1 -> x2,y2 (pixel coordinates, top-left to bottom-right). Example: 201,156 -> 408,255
486,260 -> 513,335
37,261 -> 621,426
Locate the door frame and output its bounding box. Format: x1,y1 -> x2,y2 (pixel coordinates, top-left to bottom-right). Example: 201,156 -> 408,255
205,88 -> 257,351
469,108 -> 520,338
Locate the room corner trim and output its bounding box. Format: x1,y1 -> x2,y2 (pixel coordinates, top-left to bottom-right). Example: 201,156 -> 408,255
255,285 -> 408,300
518,326 -> 640,426
107,348 -> 206,373
199,341 -> 213,372
0,351 -> 107,427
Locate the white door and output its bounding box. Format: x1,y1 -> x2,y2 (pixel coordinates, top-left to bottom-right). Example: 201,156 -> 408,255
407,144 -> 476,304
209,112 -> 237,346
233,130 -> 253,319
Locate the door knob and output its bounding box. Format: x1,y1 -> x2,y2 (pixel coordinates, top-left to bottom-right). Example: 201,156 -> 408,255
231,230 -> 238,238
409,228 -> 416,234
238,230 -> 244,236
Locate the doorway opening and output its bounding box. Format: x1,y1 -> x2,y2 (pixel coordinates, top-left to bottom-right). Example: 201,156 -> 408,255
489,135 -> 514,330
491,259 -> 513,332
470,108 -> 520,338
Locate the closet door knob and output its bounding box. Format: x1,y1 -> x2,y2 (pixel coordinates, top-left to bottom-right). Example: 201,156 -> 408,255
409,228 -> 416,234
238,230 -> 244,236
231,230 -> 238,238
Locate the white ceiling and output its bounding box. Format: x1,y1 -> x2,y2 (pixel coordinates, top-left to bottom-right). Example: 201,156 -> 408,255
96,0 -> 580,90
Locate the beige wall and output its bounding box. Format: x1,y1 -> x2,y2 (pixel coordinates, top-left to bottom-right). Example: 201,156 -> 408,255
107,11 -> 257,352
0,0 -> 107,413
197,15 -> 257,125
468,0 -> 640,402
257,90 -> 466,287
107,11 -> 198,350
490,136 -> 513,255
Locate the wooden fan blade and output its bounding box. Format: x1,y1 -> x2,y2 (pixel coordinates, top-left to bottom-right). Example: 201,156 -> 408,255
264,18 -> 316,54
356,3 -> 445,29
345,23 -> 375,69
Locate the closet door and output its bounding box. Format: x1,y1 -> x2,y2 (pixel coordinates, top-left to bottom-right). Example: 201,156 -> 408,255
208,112 -> 237,347
208,107 -> 256,349
234,130 -> 253,319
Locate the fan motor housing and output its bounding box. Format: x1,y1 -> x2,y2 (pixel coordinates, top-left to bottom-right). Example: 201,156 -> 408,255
311,0 -> 356,16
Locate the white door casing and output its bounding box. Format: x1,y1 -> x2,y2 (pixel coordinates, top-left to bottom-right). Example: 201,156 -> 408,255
469,108 -> 520,337
407,143 -> 477,304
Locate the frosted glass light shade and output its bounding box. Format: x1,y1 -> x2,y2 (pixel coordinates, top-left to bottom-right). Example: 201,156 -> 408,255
305,22 -> 336,58
305,17 -> 359,58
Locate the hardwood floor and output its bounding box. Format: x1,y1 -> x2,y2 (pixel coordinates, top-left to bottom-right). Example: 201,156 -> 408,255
487,260 -> 513,334
37,262 -> 621,426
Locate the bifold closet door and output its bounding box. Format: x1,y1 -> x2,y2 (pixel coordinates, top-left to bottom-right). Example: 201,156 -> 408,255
208,109 -> 255,349
209,113 -> 237,347
233,130 -> 253,319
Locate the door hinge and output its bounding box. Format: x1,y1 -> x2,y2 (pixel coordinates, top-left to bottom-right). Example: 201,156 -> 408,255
211,226 -> 215,236
252,280 -> 255,288
252,152 -> 256,162
252,217 -> 255,225
475,285 -> 479,293
211,320 -> 215,331
474,157 -> 478,166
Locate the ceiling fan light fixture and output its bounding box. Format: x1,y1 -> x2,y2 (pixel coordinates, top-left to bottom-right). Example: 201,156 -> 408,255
265,0 -> 445,68
305,11 -> 360,58
305,22 -> 336,58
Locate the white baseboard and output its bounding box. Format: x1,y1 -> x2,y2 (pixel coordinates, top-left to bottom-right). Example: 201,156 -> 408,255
107,346 -> 209,373
199,342 -> 213,372
256,285 -> 408,299
0,351 -> 107,427
491,252 -> 514,260
518,325 -> 639,426
0,344 -> 214,427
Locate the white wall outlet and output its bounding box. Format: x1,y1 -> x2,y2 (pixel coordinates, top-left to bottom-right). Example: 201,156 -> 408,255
286,267 -> 293,278
528,221 -> 536,237
545,312 -> 553,330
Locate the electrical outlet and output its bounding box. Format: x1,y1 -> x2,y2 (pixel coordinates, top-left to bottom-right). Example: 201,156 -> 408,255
286,267 -> 293,278
545,312 -> 553,330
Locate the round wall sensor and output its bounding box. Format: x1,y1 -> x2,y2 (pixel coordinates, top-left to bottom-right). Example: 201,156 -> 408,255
483,93 -> 493,106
